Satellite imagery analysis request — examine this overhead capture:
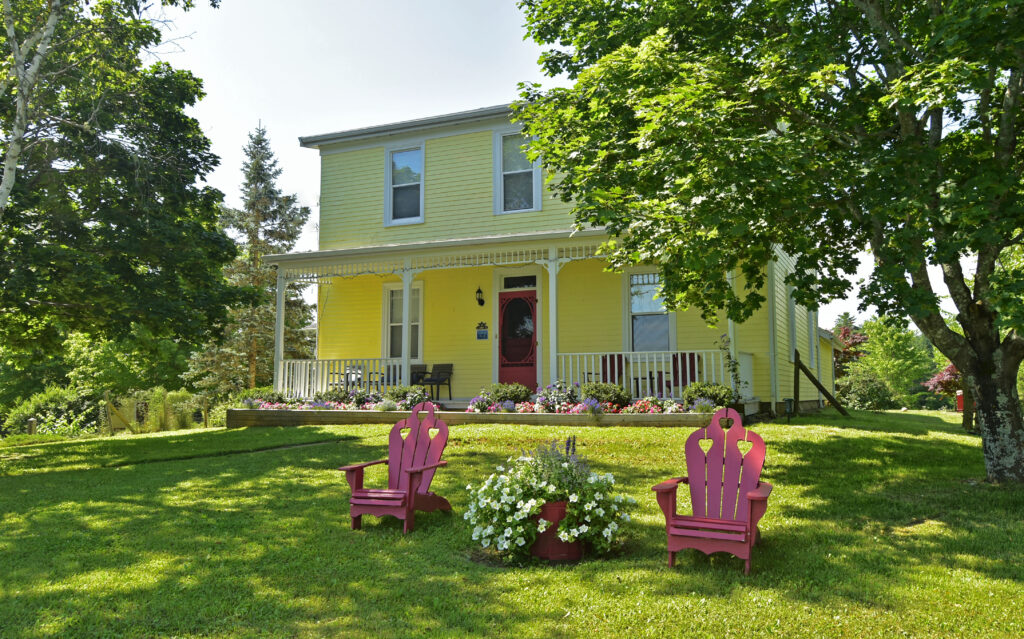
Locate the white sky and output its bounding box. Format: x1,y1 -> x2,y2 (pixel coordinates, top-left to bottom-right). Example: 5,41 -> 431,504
157,0 -> 953,330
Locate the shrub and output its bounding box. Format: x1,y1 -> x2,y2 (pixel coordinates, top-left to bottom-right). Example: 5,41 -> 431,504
135,388 -> 199,432
348,388 -> 384,407
480,383 -> 533,404
680,382 -> 738,407
580,382 -> 631,408
467,395 -> 491,412
836,367 -> 897,410
1,386 -> 99,438
373,399 -> 399,411
234,386 -> 286,405
383,385 -> 431,409
689,398 -> 717,413
535,380 -> 579,412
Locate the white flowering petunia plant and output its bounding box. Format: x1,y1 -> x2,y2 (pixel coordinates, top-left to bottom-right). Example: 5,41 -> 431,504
464,437 -> 635,561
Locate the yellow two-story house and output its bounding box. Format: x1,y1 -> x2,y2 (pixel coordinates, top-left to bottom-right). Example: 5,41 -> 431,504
267,105 -> 836,413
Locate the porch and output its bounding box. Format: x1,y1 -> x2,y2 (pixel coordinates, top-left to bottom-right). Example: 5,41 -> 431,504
267,231 -> 761,404
276,349 -> 733,401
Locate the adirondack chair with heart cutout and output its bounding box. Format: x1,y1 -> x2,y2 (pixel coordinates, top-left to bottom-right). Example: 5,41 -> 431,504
338,402 -> 452,533
652,408 -> 772,574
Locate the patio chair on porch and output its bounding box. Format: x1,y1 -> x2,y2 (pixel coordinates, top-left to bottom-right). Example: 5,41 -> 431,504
410,364 -> 428,386
421,363 -> 453,401
601,354 -> 626,386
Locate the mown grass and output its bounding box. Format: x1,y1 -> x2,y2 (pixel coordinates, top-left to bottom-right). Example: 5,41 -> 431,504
1,410 -> 1021,638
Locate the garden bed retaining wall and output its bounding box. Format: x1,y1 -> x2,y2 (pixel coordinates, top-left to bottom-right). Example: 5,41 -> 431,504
226,409 -> 713,429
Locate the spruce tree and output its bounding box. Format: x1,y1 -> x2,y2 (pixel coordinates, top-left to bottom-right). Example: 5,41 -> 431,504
186,126 -> 314,395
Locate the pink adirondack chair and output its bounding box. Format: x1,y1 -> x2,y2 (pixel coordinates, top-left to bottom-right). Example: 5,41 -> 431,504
652,408 -> 772,574
338,402 -> 452,533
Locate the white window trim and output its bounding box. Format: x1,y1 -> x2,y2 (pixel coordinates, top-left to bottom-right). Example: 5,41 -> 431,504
621,268 -> 676,352
384,144 -> 425,227
382,282 -> 424,362
493,128 -> 542,215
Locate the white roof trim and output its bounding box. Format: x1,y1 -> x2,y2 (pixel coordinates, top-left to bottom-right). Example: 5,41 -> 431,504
299,104 -> 512,149
265,229 -> 606,266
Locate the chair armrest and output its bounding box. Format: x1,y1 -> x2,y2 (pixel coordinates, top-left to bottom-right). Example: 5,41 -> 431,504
404,460 -> 448,475
337,459 -> 387,472
652,477 -> 688,493
746,481 -> 773,501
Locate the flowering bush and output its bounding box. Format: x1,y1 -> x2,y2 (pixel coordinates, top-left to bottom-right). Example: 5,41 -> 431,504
534,380 -> 579,412
464,437 -> 635,562
689,397 -> 717,413
383,385 -> 431,409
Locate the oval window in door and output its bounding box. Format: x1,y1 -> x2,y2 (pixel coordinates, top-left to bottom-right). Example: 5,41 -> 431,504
501,297 -> 535,364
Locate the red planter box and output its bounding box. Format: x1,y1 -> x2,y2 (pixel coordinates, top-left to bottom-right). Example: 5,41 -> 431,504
530,501 -> 582,561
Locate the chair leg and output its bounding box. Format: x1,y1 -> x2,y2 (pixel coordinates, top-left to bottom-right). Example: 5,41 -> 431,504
403,512 -> 415,534
447,383 -> 451,400
668,551 -> 675,567
351,514 -> 361,530
744,558 -> 751,575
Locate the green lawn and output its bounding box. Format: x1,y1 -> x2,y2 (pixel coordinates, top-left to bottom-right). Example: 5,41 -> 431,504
1,410 -> 1021,638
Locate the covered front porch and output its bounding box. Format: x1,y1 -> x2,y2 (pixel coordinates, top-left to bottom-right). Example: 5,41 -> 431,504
267,231 -> 757,404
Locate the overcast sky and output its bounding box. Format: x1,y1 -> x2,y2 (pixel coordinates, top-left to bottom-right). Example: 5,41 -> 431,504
158,0 -> 941,330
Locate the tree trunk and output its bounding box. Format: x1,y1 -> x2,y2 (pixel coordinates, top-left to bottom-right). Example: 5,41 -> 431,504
966,362 -> 1024,483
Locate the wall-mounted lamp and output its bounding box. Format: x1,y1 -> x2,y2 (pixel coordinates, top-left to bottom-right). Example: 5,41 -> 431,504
475,287 -> 485,306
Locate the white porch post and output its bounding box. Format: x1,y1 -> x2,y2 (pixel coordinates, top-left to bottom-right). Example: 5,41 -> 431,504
401,264 -> 413,386
545,248 -> 567,385
727,270 -> 738,392
273,269 -> 286,392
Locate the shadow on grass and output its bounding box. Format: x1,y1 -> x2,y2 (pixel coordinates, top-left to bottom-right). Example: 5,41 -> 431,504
0,430 -> 559,637
2,419 -> 1022,636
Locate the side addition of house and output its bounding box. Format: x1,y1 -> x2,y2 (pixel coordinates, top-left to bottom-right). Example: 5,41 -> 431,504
267,105 -> 836,413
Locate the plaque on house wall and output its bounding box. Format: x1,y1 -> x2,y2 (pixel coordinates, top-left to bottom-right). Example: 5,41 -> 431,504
476,322 -> 488,340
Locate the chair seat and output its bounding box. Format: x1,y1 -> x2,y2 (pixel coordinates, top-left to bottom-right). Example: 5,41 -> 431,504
352,489 -> 406,499
669,515 -> 749,542
351,489 -> 407,507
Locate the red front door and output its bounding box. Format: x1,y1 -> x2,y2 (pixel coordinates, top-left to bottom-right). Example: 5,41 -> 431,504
498,290 -> 537,388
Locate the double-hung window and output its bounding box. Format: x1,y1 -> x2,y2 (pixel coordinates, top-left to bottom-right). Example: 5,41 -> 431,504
387,147 -> 423,225
384,284 -> 422,360
495,132 -> 540,213
629,273 -> 670,351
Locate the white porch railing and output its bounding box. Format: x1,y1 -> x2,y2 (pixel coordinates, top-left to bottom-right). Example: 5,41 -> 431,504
276,358 -> 402,399
557,350 -> 729,400
277,350 -> 731,401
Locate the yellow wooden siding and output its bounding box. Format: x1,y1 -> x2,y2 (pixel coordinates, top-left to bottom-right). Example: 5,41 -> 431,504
818,338 -> 836,398
419,267 -> 496,398
317,275 -> 387,360
557,260 -> 621,354
318,148 -> 385,251
318,131 -> 576,251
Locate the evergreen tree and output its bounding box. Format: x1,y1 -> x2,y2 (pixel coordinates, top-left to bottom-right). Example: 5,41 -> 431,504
186,126 -> 314,396
833,312 -> 858,333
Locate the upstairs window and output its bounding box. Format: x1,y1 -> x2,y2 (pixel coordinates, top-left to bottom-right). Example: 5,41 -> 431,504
495,132 -> 540,214
629,273 -> 670,351
387,147 -> 423,225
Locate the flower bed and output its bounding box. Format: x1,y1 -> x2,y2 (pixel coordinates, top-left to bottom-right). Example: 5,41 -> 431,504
465,381 -> 722,415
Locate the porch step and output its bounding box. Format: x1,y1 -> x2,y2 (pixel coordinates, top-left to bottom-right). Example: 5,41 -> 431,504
435,399 -> 469,411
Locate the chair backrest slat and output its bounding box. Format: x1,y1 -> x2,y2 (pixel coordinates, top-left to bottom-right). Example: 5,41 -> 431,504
387,402 -> 448,493
685,408 -> 765,522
